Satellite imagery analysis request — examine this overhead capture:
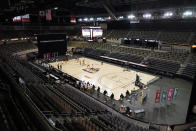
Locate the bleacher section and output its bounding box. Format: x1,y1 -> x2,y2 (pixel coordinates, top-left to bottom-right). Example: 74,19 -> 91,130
158,32 -> 190,44
190,33 -> 196,44
178,53 -> 196,79
0,41 -> 37,55
106,30 -> 130,38
82,42 -> 196,79
84,43 -> 188,63
127,31 -> 158,40
180,64 -> 196,79
144,58 -> 180,74
107,52 -> 144,64
187,53 -> 196,65
104,30 -> 193,44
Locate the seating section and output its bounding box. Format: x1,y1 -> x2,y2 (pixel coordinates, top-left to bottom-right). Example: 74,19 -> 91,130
127,31 -> 158,40
54,83 -> 106,112
84,42 -> 188,63
186,53 -> 196,65
176,53 -> 196,79
98,113 -> 149,131
106,30 -> 130,38
190,33 -> 196,44
84,48 -> 110,58
144,58 -> 180,74
108,52 -> 144,64
82,42 -> 196,76
148,51 -> 189,63
84,47 -> 144,64
85,47 -> 180,74
157,32 -> 190,44
0,42 -> 37,55
180,64 -> 196,79
104,30 -> 192,44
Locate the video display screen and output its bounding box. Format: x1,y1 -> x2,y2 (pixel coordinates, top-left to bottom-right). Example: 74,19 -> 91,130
93,29 -> 103,37
82,28 -> 103,38
82,29 -> 91,37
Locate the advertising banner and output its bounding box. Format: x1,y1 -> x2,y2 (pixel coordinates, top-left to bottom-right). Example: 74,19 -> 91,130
46,9 -> 52,21
22,14 -> 30,22
43,53 -> 46,59
161,90 -> 167,102
167,88 -> 174,101
48,53 -> 51,59
46,53 -> 48,59
173,88 -> 179,99
155,90 -> 161,103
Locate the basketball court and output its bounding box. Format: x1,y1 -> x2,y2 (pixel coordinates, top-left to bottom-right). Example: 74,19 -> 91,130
49,57 -> 157,100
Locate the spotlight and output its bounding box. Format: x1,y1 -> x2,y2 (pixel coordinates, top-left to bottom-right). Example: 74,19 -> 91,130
83,18 -> 88,21
106,16 -> 111,20
97,17 -> 103,21
183,11 -> 193,17
89,18 -> 94,21
78,18 -> 83,22
164,12 -> 173,17
118,16 -> 124,20
143,13 -> 151,19
128,14 -> 135,19
54,7 -> 58,10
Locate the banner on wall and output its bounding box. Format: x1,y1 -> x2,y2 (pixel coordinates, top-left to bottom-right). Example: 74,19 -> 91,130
51,52 -> 54,58
155,90 -> 161,103
22,14 -> 30,22
161,90 -> 167,102
46,9 -> 52,21
13,16 -> 22,22
39,11 -> 45,17
70,12 -> 76,23
46,53 -> 48,59
173,88 -> 179,99
53,52 -> 56,58
43,53 -> 46,59
48,53 -> 51,59
167,88 -> 174,101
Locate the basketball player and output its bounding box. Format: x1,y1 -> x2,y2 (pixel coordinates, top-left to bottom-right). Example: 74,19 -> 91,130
83,59 -> 85,65
76,80 -> 80,88
80,60 -> 82,65
87,64 -> 90,69
80,81 -> 83,89
136,73 -> 139,83
60,64 -> 62,70
84,82 -> 87,89
57,64 -> 59,69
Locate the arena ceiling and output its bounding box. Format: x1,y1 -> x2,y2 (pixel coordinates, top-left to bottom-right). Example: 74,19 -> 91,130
0,0 -> 196,18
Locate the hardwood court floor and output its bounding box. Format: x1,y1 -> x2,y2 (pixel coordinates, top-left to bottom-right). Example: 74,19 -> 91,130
49,57 -> 157,100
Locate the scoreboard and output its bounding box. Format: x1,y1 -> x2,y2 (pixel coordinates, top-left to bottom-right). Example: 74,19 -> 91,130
82,26 -> 103,41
